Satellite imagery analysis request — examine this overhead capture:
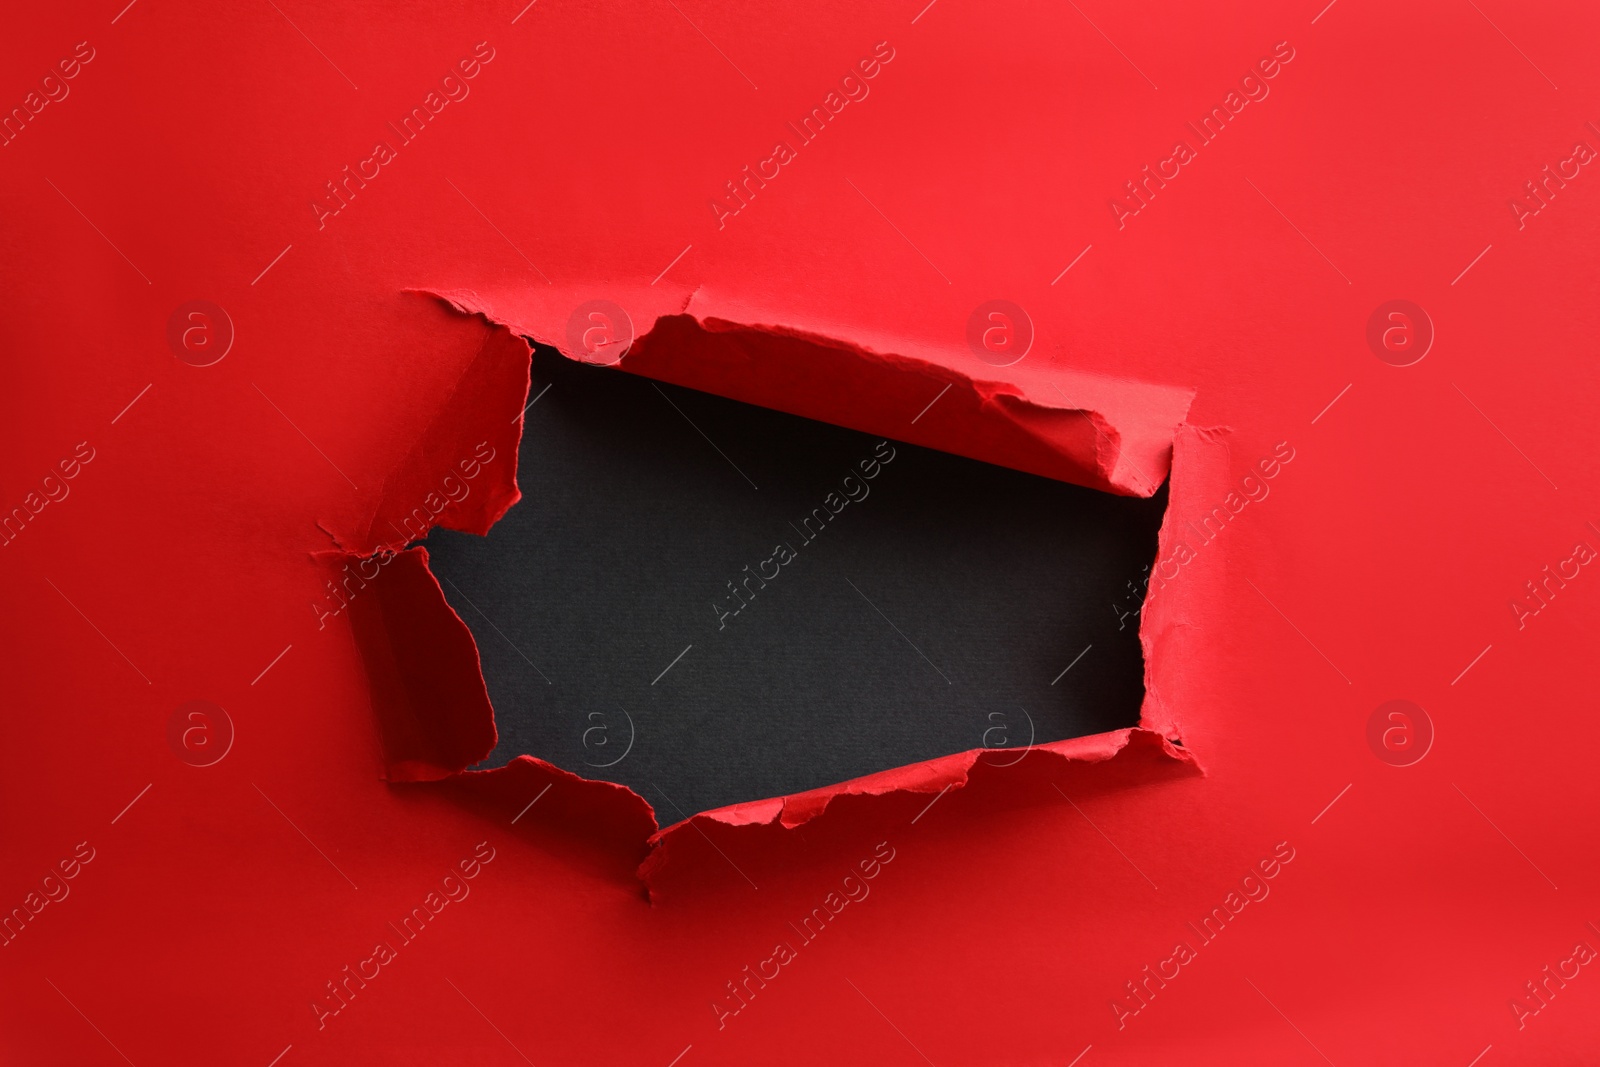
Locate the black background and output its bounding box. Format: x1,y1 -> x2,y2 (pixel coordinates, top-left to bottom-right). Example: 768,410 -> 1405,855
425,345 -> 1166,818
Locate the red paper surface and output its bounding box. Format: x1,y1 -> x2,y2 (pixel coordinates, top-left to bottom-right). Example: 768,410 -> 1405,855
5,1 -> 1600,1063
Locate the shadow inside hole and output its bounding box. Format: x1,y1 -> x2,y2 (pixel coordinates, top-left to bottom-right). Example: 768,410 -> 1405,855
425,345 -> 1167,817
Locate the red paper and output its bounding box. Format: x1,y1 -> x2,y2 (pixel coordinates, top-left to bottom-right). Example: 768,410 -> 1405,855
5,1 -> 1599,1063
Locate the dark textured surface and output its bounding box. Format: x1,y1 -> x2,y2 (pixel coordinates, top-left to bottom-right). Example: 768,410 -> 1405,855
425,346 -> 1166,817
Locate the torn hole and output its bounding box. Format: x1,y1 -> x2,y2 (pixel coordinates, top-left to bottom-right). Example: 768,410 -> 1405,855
422,344 -> 1168,816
